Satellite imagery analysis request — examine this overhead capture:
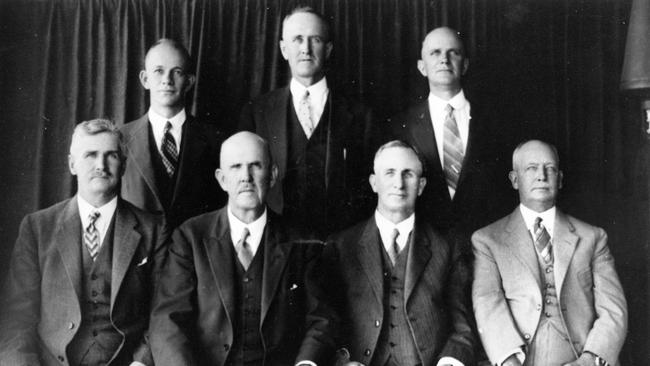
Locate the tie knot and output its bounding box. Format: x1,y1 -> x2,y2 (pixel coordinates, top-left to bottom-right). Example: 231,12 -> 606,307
303,90 -> 310,99
239,227 -> 251,245
534,217 -> 543,229
445,104 -> 454,114
88,211 -> 100,224
164,121 -> 172,133
390,228 -> 399,242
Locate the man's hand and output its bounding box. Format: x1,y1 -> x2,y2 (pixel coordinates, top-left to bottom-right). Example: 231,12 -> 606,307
502,354 -> 523,366
343,363 -> 365,366
563,352 -> 596,366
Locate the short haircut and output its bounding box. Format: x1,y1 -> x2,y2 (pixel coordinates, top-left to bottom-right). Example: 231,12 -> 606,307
70,118 -> 124,158
144,38 -> 194,74
281,6 -> 332,42
511,139 -> 560,170
219,131 -> 274,168
373,140 -> 427,177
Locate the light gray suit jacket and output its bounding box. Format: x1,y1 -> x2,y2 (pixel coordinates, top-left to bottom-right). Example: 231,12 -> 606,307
472,207 -> 627,365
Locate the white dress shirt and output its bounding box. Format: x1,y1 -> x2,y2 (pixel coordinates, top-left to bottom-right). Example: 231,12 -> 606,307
427,90 -> 471,198
77,195 -> 118,249
290,77 -> 329,134
519,204 -> 556,241
147,107 -> 186,155
227,207 -> 267,257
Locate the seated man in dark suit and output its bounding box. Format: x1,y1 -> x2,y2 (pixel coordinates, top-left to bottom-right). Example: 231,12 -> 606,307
318,140 -> 475,366
0,119 -> 167,366
472,140 -> 627,366
121,38 -> 225,228
150,131 -> 336,366
239,6 -> 374,239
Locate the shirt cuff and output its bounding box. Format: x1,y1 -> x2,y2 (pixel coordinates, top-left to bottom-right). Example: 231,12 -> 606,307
295,361 -> 317,366
497,348 -> 525,366
130,362 -> 147,366
437,356 -> 464,366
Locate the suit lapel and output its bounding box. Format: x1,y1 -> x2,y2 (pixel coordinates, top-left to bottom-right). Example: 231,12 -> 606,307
504,209 -> 543,289
353,219 -> 384,308
260,217 -> 292,324
202,210 -> 237,327
267,88 -> 290,180
404,221 -> 433,303
172,117 -> 206,206
110,199 -> 141,308
55,199 -> 84,305
552,211 -> 578,294
125,116 -> 161,205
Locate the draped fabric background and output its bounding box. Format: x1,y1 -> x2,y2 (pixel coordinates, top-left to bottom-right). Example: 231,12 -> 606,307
0,0 -> 646,363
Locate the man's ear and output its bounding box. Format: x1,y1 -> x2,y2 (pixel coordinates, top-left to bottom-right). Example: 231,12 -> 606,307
68,155 -> 77,176
417,177 -> 427,196
417,59 -> 427,77
139,70 -> 149,90
269,164 -> 279,188
462,58 -> 469,75
325,41 -> 333,60
558,170 -> 564,190
215,169 -> 227,192
279,40 -> 289,60
184,74 -> 196,93
369,174 -> 378,193
508,170 -> 518,190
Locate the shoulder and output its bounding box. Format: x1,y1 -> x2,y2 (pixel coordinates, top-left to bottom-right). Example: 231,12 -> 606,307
472,212 -> 513,245
561,211 -> 606,240
246,87 -> 290,109
120,199 -> 164,226
328,218 -> 371,246
120,114 -> 148,134
177,207 -> 225,234
22,199 -> 72,226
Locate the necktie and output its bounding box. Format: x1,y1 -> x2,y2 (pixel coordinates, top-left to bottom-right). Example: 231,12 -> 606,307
84,211 -> 101,261
387,228 -> 400,265
533,217 -> 553,263
443,104 -> 464,190
161,121 -> 178,177
235,227 -> 254,270
297,90 -> 314,138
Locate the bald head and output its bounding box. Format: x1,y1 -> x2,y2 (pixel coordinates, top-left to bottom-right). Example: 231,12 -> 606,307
216,132 -> 278,223
417,26 -> 468,99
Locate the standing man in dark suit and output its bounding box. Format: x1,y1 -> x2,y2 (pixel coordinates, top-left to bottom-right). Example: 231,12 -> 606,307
239,6 -> 373,239
387,27 -> 512,245
472,140 -> 627,366
121,38 -> 225,228
318,140 -> 475,366
0,119 -> 167,366
149,131 -> 336,366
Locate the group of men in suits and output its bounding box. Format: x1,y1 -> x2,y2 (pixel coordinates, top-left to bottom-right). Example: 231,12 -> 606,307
0,5 -> 628,366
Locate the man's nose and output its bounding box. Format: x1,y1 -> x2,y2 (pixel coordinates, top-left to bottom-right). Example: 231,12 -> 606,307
162,70 -> 174,85
299,39 -> 311,54
536,168 -> 548,181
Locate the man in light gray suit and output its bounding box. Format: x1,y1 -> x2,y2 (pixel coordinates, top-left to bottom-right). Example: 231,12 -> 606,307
472,140 -> 627,366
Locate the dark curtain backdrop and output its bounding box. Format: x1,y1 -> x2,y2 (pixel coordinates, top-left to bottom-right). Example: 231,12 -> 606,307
1,0 -> 647,363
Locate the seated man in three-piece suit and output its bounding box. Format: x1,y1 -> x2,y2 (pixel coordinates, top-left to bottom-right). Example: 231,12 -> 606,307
318,140 -> 475,366
472,140 -> 627,366
0,119 -> 168,366
149,131 -> 336,366
121,38 -> 225,228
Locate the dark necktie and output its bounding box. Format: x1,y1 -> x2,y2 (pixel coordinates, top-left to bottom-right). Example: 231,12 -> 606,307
443,104 -> 464,190
533,217 -> 552,263
236,227 -> 254,270
84,211 -> 100,261
387,228 -> 400,265
161,121 -> 178,177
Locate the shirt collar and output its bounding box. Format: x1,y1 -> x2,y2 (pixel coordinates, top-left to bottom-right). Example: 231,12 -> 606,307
77,194 -> 118,231
227,206 -> 268,256
290,77 -> 328,102
519,204 -> 556,238
147,107 -> 187,130
374,210 -> 415,250
427,89 -> 469,113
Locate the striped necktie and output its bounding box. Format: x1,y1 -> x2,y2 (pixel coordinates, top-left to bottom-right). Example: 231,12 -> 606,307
533,217 -> 553,263
443,104 -> 464,190
387,228 -> 400,265
84,211 -> 101,261
161,121 -> 178,177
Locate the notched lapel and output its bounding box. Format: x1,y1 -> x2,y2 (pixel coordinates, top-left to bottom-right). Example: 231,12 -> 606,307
505,210 -> 542,289
204,217 -> 237,327
172,119 -> 207,204
552,212 -> 578,294
353,220 -> 384,307
260,223 -> 292,324
56,200 -> 84,308
125,118 -> 161,203
111,202 -> 141,308
404,224 -> 433,303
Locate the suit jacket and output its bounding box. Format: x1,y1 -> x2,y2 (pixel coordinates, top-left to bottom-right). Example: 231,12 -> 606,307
0,197 -> 168,366
121,114 -> 226,228
239,87 -> 375,236
386,100 -> 514,247
471,208 -> 628,365
320,216 -> 475,366
149,207 -> 336,366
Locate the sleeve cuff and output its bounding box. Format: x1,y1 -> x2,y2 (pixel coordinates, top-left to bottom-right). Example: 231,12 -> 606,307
497,348 -> 525,366
130,362 -> 147,366
437,356 -> 464,366
295,361 -> 317,366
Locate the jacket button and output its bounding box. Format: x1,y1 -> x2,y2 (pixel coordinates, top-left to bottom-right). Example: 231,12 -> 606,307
374,320 -> 380,327
364,349 -> 371,356
58,355 -> 65,362
224,344 -> 230,351
68,322 -> 75,330
524,333 -> 531,340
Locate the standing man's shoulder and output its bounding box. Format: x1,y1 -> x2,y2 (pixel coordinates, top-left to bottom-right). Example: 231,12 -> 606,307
120,114 -> 149,136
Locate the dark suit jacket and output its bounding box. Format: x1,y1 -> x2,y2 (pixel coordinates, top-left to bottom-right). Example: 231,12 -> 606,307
239,87 -> 375,236
472,208 -> 627,366
386,100 -> 514,247
0,197 -> 168,366
121,114 -> 226,228
320,216 -> 475,366
149,207 -> 336,366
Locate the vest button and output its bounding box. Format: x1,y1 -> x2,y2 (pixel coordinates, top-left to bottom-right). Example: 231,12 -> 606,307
546,266 -> 553,273
364,349 -> 371,356
68,322 -> 75,330
91,290 -> 98,297
524,333 -> 531,340
58,355 -> 65,362
536,304 -> 541,311
374,320 -> 380,327
243,277 -> 250,283
224,344 -> 230,351
545,312 -> 552,318
546,299 -> 552,305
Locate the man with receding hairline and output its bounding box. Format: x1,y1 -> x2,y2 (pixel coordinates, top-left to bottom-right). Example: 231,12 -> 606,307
240,6 -> 374,239
121,38 -> 225,228
472,140 -> 627,366
0,119 -> 167,366
150,131 -> 335,366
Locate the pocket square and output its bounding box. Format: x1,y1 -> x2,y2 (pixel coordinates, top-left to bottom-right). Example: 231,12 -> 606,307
290,283 -> 299,291
136,257 -> 148,266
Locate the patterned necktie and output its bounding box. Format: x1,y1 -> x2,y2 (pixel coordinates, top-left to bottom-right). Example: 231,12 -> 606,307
443,104 -> 464,190
533,217 -> 553,263
161,121 -> 178,177
387,228 -> 400,265
84,211 -> 101,261
297,90 -> 314,138
235,227 -> 254,270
